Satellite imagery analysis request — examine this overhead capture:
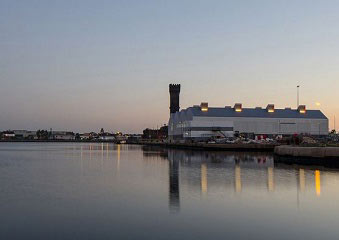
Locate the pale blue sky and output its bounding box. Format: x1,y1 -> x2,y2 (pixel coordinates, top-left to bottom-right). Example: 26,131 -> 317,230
1,0 -> 339,133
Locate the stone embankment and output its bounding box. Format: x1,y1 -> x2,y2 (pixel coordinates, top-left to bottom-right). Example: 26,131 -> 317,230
141,141 -> 277,151
275,146 -> 339,158
274,146 -> 339,167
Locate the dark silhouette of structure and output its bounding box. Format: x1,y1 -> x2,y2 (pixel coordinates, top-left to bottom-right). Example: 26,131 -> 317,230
169,156 -> 180,213
142,125 -> 168,140
169,84 -> 181,114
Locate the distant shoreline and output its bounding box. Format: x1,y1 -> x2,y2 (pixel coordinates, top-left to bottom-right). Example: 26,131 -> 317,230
0,140 -> 119,143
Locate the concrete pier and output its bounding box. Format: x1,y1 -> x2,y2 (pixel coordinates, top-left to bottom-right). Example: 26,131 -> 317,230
141,141 -> 277,152
275,146 -> 339,158
274,146 -> 339,167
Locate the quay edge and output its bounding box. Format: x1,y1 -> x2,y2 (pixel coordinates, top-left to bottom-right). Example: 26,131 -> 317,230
274,146 -> 339,158
274,146 -> 339,167
140,141 -> 278,152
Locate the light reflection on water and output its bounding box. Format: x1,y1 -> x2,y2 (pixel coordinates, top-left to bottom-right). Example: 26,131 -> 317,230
162,147 -> 327,213
0,143 -> 339,240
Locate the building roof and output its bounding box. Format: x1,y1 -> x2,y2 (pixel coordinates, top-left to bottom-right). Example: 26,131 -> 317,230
171,106 -> 328,120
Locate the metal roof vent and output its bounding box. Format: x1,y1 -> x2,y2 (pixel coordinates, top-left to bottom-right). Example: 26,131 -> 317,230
200,102 -> 208,112
298,105 -> 306,114
266,104 -> 275,113
234,103 -> 242,112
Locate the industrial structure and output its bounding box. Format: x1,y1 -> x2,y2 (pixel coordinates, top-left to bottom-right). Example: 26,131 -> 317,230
168,84 -> 329,141
169,84 -> 180,114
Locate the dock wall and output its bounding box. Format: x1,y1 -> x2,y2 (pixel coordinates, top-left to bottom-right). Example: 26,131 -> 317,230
141,141 -> 277,152
275,146 -> 339,158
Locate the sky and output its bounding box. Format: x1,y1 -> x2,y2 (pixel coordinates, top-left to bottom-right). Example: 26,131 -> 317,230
1,0 -> 339,133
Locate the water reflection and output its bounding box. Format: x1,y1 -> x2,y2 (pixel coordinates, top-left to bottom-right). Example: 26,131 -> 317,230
315,170 -> 321,196
142,146 -> 327,212
235,164 -> 242,193
169,156 -> 180,213
2,143 -> 339,239
78,143 -> 129,176
267,167 -> 274,192
117,144 -> 121,172
299,168 -> 305,192
201,163 -> 208,195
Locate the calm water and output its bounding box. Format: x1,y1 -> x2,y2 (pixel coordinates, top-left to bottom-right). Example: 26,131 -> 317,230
1,143 -> 339,239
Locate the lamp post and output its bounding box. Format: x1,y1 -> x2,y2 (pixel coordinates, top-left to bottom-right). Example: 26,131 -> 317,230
297,85 -> 300,108
335,115 -> 336,132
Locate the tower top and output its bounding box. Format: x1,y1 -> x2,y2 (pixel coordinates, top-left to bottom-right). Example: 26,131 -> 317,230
169,84 -> 181,92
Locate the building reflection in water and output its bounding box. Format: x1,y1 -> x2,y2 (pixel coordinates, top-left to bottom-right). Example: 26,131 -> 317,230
117,144 -> 121,173
267,167 -> 274,192
201,163 -> 208,195
315,170 -> 321,196
169,156 -> 180,213
299,168 -> 305,192
235,164 -> 242,193
76,143 -> 127,176
76,144 -> 326,213
141,146 -> 178,213
140,146 -> 329,211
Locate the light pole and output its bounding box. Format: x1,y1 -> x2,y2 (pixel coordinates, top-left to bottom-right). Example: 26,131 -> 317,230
297,85 -> 300,108
335,115 -> 336,132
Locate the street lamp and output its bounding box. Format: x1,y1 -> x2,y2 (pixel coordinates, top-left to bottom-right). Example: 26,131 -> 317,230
297,85 -> 300,108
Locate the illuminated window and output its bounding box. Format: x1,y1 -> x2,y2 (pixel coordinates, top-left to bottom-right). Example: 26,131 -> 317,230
234,103 -> 242,112
200,102 -> 208,112
266,104 -> 275,113
298,105 -> 306,114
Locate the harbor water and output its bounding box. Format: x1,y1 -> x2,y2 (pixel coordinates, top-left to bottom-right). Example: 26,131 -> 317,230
1,143 -> 339,239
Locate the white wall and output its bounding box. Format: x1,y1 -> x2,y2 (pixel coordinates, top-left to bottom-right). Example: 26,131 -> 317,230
169,115 -> 328,139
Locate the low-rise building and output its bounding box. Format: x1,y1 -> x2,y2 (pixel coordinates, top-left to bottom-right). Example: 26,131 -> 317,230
99,135 -> 115,141
2,131 -> 15,140
13,130 -> 37,139
51,131 -> 75,140
80,133 -> 92,140
143,126 -> 168,140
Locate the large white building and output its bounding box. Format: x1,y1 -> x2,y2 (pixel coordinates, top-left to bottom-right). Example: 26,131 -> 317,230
168,103 -> 328,141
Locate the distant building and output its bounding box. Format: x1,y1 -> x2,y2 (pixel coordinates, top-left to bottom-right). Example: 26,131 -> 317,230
2,131 -> 15,140
98,129 -> 115,141
126,134 -> 142,143
99,135 -> 115,141
12,130 -> 36,139
80,133 -> 92,140
51,131 -> 75,140
143,126 -> 168,140
0,130 -> 36,140
115,132 -> 127,143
